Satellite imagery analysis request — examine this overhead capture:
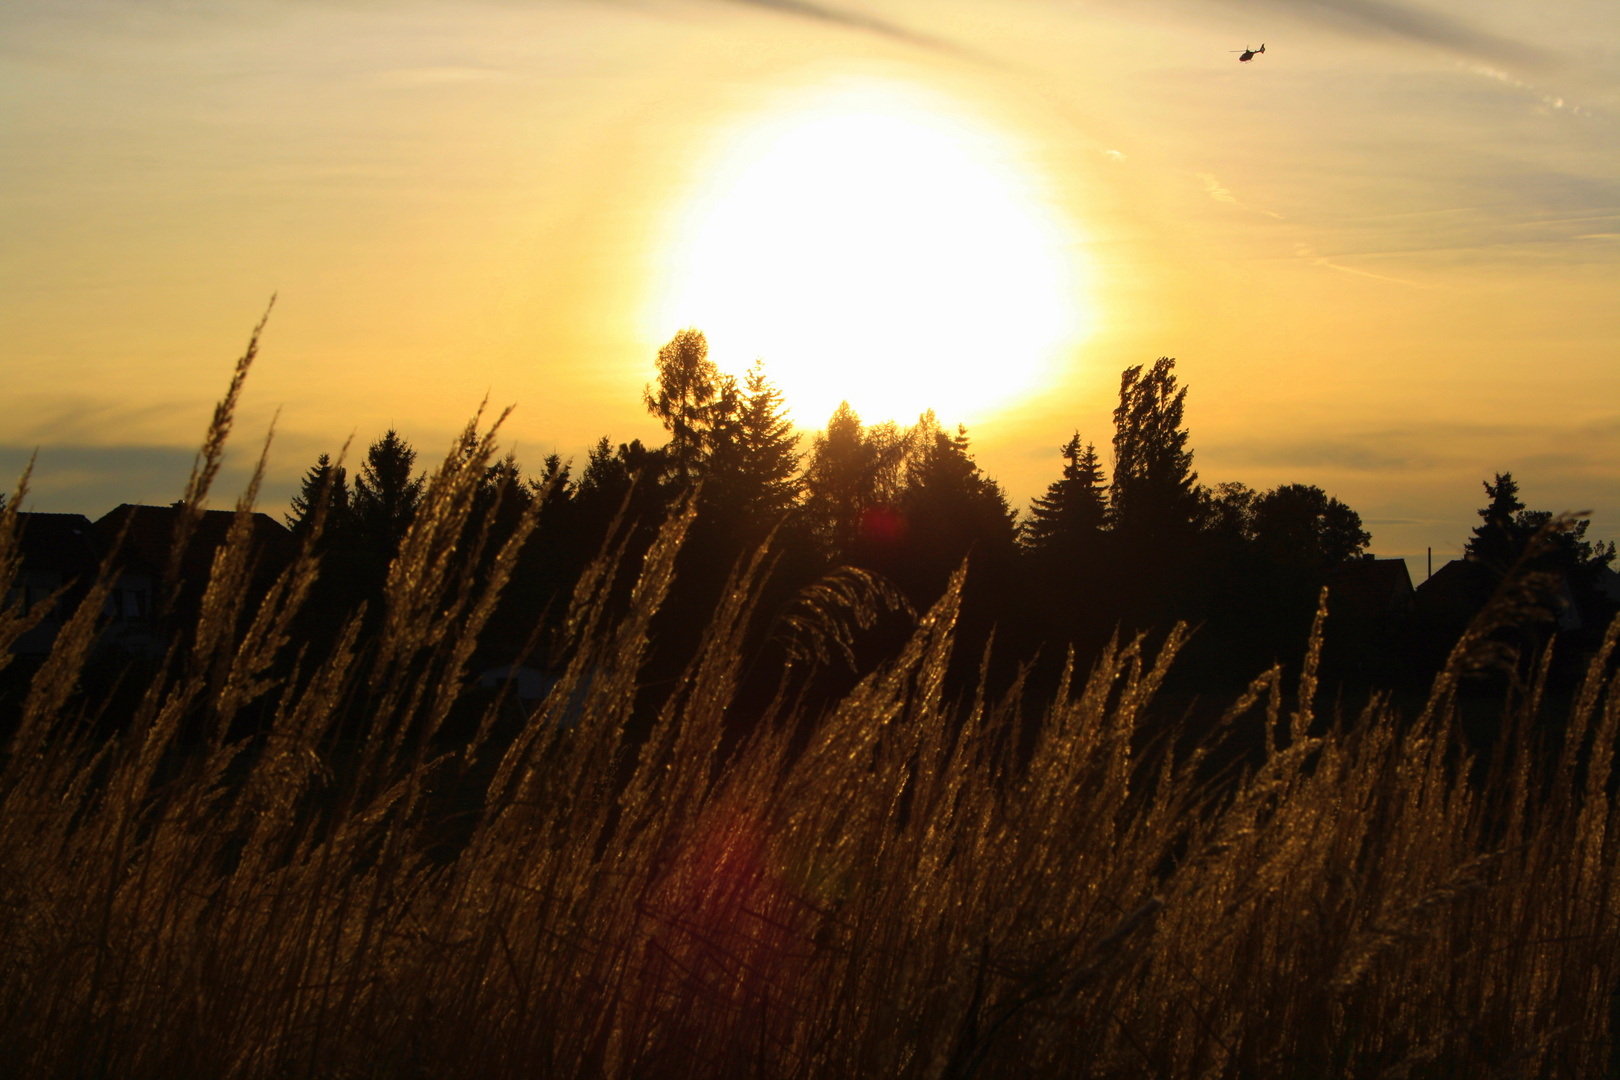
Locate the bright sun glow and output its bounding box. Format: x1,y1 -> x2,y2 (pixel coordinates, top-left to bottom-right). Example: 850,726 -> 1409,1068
654,83 -> 1092,428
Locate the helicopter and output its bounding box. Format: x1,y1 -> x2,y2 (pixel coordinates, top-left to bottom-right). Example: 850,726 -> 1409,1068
1233,43 -> 1266,62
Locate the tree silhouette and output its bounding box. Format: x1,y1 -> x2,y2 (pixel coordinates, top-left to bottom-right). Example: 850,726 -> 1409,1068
1250,483 -> 1371,571
728,360 -> 802,524
897,419 -> 1017,584
1462,471 -> 1616,627
570,436 -> 663,556
644,328 -> 734,489
1109,357 -> 1198,549
1022,432 -> 1107,560
1198,481 -> 1257,545
1465,472 -> 1530,570
285,453 -> 352,539
800,403 -> 925,558
803,402 -> 879,555
353,429 -> 424,563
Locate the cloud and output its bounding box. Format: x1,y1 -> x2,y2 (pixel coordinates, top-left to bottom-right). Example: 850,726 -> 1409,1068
1363,517 -> 1454,526
1103,149 -> 1127,161
1205,421 -> 1620,504
1293,239 -> 1423,287
1198,172 -> 1237,203
1460,61 -> 1596,116
1207,437 -> 1429,473
1196,171 -> 1284,218
0,443 -> 299,518
716,0 -> 965,53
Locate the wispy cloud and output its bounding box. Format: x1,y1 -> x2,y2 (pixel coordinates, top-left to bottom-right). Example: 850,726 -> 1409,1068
716,0 -> 965,53
1208,437 -> 1429,473
1198,171 -> 1237,203
1196,171 -> 1285,218
1460,61 -> 1597,117
1293,240 -> 1423,286
0,443 -> 294,516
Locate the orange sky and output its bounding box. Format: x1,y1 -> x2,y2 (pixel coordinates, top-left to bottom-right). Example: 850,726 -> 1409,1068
2,0 -> 1616,577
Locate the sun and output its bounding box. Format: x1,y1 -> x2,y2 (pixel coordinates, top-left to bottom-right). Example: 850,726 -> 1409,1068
651,82 -> 1092,429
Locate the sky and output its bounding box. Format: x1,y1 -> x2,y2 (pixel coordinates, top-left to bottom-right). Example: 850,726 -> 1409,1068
1,0 -> 1616,579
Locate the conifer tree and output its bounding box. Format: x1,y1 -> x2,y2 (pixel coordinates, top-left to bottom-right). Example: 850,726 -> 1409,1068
729,360 -> 802,522
285,452 -> 351,537
353,429 -> 424,562
1465,472 -> 1530,568
1022,432 -> 1108,558
901,421 -> 1017,556
1465,471 -> 1615,580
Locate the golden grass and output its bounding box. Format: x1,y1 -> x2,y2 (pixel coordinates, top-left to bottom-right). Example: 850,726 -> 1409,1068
0,346 -> 1616,1078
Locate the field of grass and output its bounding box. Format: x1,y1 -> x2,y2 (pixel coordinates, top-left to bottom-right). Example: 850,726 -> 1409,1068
1,356 -> 1616,1078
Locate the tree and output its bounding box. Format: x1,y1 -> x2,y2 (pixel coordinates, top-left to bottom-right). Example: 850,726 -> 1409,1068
1198,481 -> 1257,545
1022,432 -> 1108,559
803,402 -> 879,555
1110,357 -> 1199,550
1463,470 -> 1616,617
900,420 -> 1018,571
1465,472 -> 1531,570
1250,483 -> 1371,571
644,328 -> 734,489
353,429 -> 424,563
576,437 -> 655,509
285,453 -> 352,540
530,453 -> 572,510
727,360 -> 802,523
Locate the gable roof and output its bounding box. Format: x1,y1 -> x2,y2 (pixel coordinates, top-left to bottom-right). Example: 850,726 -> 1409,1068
1328,557 -> 1414,617
93,504 -> 294,580
13,513 -> 103,575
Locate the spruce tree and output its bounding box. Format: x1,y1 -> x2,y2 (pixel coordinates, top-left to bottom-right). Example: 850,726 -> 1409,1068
1022,432 -> 1107,558
353,429 -> 424,562
1465,472 -> 1529,568
730,360 -> 802,522
901,422 -> 1017,558
285,453 -> 351,537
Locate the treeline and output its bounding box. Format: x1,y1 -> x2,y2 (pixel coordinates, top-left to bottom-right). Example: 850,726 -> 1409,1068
282,330 -> 1617,703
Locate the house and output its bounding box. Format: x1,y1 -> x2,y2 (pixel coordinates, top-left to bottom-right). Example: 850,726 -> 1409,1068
6,513 -> 105,655
93,504 -> 295,594
1414,559 -> 1491,622
1416,556 -> 1585,633
1327,557 -> 1414,621
6,504 -> 295,660
1598,565 -> 1620,606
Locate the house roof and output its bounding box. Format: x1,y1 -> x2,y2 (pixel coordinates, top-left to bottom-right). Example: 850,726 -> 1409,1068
93,504 -> 294,580
1415,558 -> 1493,612
1597,565 -> 1620,604
12,513 -> 104,575
1327,557 -> 1414,617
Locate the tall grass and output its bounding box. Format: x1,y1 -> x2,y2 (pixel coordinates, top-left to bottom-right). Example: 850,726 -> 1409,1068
0,340 -> 1616,1078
